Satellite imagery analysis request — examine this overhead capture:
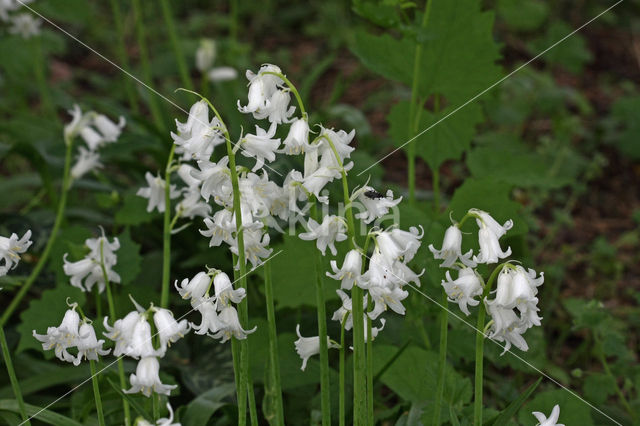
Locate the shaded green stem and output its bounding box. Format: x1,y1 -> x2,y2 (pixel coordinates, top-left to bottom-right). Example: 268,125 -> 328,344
366,297 -> 374,426
0,136 -> 73,327
160,144 -> 176,309
339,316 -> 346,426
264,261 -> 284,425
158,0 -> 194,90
0,326 -> 29,425
432,288 -> 448,425
109,0 -> 139,113
89,360 -> 106,426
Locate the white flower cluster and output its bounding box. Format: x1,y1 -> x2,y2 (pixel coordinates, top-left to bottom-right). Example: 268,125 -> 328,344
195,38 -> 238,83
32,304 -> 110,366
0,229 -> 32,276
102,299 -> 188,397
1,0 -> 41,39
63,229 -> 120,293
175,270 -> 255,343
64,105 -> 126,181
429,208 -> 544,354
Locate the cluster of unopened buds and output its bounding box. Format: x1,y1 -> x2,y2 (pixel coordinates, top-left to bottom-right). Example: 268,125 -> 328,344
429,208 -> 544,353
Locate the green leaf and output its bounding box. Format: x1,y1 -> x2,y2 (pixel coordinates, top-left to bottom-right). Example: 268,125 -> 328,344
0,364 -> 90,398
114,228 -> 142,285
583,373 -> 617,406
609,95 -> 640,159
115,192 -> 153,226
350,31 -> 414,87
447,178 -> 527,236
497,0 -> 549,32
489,378 -> 542,426
387,100 -> 483,171
518,389 -> 594,426
181,383 -> 235,426
48,225 -> 94,285
529,21 -> 592,74
17,285 -> 87,354
0,399 -> 83,426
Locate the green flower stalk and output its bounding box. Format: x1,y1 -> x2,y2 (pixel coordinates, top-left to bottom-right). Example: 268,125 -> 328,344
0,326 -> 30,425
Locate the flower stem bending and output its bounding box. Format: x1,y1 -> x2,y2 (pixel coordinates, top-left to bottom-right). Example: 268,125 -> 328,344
0,326 -> 30,425
0,136 -> 74,328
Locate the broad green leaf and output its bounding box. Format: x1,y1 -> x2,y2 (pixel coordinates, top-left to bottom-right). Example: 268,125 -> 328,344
181,383 -> 235,426
352,1 -> 401,28
351,31 -> 414,87
0,364 -> 90,398
0,399 -> 83,426
388,100 -> 483,171
529,21 -> 592,74
34,0 -> 92,25
447,178 -> 527,236
489,378 -> 542,426
497,0 -> 549,32
115,192 -> 154,226
583,373 -> 617,406
609,95 -> 640,159
114,228 -> 142,285
518,389 -> 594,426
17,285 -> 86,354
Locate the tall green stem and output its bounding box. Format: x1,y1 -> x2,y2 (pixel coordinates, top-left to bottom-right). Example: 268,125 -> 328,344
32,36 -> 55,118
432,289 -> 448,425
0,137 -> 73,327
310,202 -> 331,426
474,264 -> 506,426
407,0 -> 433,205
89,360 -> 106,426
264,261 -> 284,425
161,145 -> 176,309
339,317 -> 346,426
366,301 -> 374,426
132,0 -> 166,131
0,327 -> 30,425
109,0 -> 139,114
158,0 -> 194,90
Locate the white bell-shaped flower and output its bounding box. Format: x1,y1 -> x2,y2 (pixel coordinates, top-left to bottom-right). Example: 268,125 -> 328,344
210,306 -> 256,343
441,268 -> 482,316
8,13 -> 42,39
172,100 -> 224,161
240,124 -> 281,172
32,307 -> 81,363
63,230 -> 121,294
318,127 -> 355,168
354,187 -> 402,224
103,311 -> 142,357
192,157 -> 231,203
191,298 -> 223,335
280,117 -> 310,155
253,89 -> 295,124
153,308 -> 189,351
195,39 -> 216,72
326,249 -> 362,290
124,356 -> 177,397
200,209 -> 236,247
174,271 -> 211,301
71,147 -> 102,180
294,324 -> 339,371
74,322 -> 110,365
299,215 -> 348,256
429,225 -> 476,268
532,405 -> 564,426
470,208 -> 513,238
485,300 -> 529,354
125,318 -> 162,359
237,64 -> 284,117
232,228 -> 273,270
0,229 -> 32,276
137,172 -> 180,213
213,272 -> 246,307
474,227 -> 512,265
302,165 -> 340,203
93,114 -> 126,143
365,284 -> 409,320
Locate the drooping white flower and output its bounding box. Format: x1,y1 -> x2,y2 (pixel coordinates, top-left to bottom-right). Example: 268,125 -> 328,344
176,186 -> 212,219
200,209 -> 236,247
429,225 -> 476,268
124,317 -> 163,359
441,268 -> 482,316
171,100 -> 224,160
318,127 -> 355,168
0,229 -> 32,276
252,89 -> 295,124
237,64 -> 284,117
124,356 -> 177,397
192,157 -> 231,203
137,172 -> 180,213
232,228 -> 273,269
8,13 -> 41,38
299,215 -> 348,256
209,306 -> 256,343
364,317 -> 386,341
213,272 -> 246,307
73,322 -> 110,366
485,300 -> 529,354
32,307 -> 81,363
279,117 -> 310,155
490,266 -> 543,328
532,405 -> 564,426
174,271 -> 211,301
71,147 -> 102,180
474,227 -> 512,264
152,308 -> 189,351
63,230 -> 121,293
190,298 -> 223,335
354,187 -> 402,224
93,114 -> 126,143
365,284 -> 409,320
301,165 -> 340,203
239,124 -> 281,172
103,311 -> 142,357
326,249 -> 362,290
135,402 -> 181,426
64,105 -> 92,141
294,324 -> 339,371
470,208 -> 513,238
208,66 -> 238,82
195,39 -> 216,72
331,289 -> 354,329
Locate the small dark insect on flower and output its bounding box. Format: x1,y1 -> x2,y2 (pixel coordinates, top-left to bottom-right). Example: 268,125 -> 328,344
364,189 -> 386,199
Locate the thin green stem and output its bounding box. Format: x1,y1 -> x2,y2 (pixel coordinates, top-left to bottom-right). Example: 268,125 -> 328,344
0,326 -> 29,425
311,202 -> 331,426
152,392 -> 160,421
161,145 -> 176,309
31,36 -> 55,118
366,297 -> 374,426
432,288 -> 448,425
89,360 -> 106,426
94,286 -> 102,319
407,0 -> 433,205
264,261 -> 284,425
132,0 -> 166,131
339,316 -> 347,426
474,264 -> 506,426
0,136 -> 74,328
109,0 -> 139,114
158,0 -> 194,90
102,247 -> 131,426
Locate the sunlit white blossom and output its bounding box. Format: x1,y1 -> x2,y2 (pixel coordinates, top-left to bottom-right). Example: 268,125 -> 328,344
294,324 -> 339,371
0,229 -> 32,276
214,272 -> 245,307
73,322 -> 110,366
442,268 -> 482,316
124,356 -> 177,397
429,225 -> 476,268
172,100 -> 224,160
33,307 -> 81,363
209,306 -> 256,343
280,117 -> 310,155
152,308 -> 189,351
175,271 -> 211,301
191,298 -> 223,335
326,249 -> 362,290
237,64 -> 284,117
299,215 -> 348,256
103,311 -> 142,357
239,124 -> 281,172
137,172 -> 180,213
